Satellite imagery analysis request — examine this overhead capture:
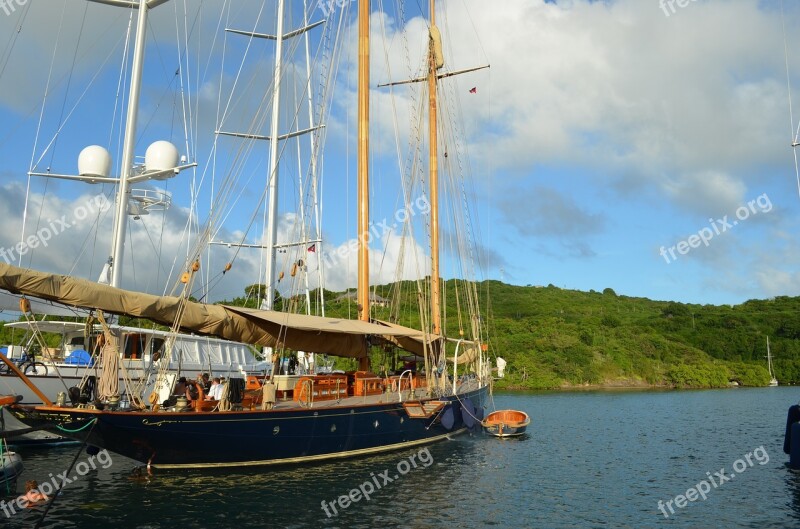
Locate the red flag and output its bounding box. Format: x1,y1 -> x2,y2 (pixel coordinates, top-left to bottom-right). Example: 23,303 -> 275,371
469,87 -> 477,94
307,244 -> 316,252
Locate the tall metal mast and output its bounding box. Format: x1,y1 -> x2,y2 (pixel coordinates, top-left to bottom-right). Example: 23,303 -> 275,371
303,0 -> 326,317
263,0 -> 287,311
110,0 -> 149,288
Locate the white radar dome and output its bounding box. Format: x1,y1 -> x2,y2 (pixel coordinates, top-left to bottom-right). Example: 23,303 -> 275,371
78,145 -> 112,179
145,141 -> 180,178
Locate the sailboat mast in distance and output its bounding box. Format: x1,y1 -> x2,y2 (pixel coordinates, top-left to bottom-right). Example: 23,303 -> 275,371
357,0 -> 371,371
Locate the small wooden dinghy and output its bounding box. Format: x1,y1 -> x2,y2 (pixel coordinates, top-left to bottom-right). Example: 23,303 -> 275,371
482,409 -> 530,438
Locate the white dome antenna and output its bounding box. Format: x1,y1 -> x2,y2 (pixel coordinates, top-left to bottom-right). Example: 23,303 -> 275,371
78,146 -> 112,181
145,141 -> 179,179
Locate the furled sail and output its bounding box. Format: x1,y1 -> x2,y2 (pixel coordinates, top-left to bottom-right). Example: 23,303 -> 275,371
0,263 -> 426,358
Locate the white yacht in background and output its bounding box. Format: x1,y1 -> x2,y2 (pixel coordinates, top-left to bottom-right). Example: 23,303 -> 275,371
1,319 -> 266,446
1,320 -> 266,405
767,336 -> 778,387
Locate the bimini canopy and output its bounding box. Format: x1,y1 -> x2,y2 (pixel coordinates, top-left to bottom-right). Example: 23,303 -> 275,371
0,263 -> 426,358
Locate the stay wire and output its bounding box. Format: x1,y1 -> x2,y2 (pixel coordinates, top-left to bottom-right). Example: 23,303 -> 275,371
33,419 -> 98,529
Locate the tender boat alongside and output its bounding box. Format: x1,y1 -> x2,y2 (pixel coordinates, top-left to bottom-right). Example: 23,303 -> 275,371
482,410 -> 530,438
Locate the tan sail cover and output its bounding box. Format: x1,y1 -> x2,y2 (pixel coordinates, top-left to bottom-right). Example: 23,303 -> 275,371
0,263 -> 426,358
222,306 -> 426,359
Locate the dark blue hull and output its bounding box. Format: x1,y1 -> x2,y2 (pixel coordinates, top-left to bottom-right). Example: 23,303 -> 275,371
14,386 -> 487,468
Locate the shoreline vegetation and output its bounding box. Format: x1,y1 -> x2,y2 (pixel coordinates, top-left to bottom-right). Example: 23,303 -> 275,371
2,280 -> 794,392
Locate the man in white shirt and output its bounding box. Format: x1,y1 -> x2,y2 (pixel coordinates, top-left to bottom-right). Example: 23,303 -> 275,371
206,378 -> 224,400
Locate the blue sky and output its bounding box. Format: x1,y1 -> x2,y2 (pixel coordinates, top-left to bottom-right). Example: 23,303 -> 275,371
1,0 -> 800,308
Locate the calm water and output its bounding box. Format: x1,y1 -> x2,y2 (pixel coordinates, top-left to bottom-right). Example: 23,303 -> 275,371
3,388 -> 800,528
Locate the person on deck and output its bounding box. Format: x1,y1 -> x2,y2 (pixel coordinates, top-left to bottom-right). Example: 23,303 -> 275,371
261,379 -> 276,410
186,378 -> 201,401
172,377 -> 187,397
206,377 -> 223,400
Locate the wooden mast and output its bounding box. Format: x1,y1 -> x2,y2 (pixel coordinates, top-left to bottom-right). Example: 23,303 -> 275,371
428,0 -> 442,336
357,0 -> 371,370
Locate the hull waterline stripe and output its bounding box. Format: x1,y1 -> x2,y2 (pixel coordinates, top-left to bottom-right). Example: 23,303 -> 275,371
150,428 -> 467,469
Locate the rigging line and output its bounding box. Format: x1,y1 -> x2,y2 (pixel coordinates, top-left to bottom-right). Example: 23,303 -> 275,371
115,13 -> 134,189
206,60 -> 314,264
192,1 -> 204,163
216,1 -> 268,130
194,12 -> 281,240
0,0 -> 31,84
187,3 -> 231,293
66,191 -> 115,277
30,37 -> 129,174
32,420 -> 98,529
0,12 -> 128,150
781,0 -> 800,200
206,2 -> 230,293
20,0 -> 69,269
206,3 -> 338,299
174,3 -> 204,274
376,0 -> 418,287
457,0 -> 489,67
126,209 -> 137,287
176,0 -> 197,158
137,70 -> 181,142
781,0 -> 800,144
172,1 -> 197,269
48,2 -> 90,171
137,215 -> 175,286
311,0 -> 348,247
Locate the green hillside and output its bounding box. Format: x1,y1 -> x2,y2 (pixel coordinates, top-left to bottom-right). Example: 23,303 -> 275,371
4,280 -> 796,390
479,282 -> 788,390
225,280 -> 796,389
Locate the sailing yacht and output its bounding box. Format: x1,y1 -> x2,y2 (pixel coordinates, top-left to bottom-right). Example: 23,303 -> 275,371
767,336 -> 778,387
0,0 -> 492,468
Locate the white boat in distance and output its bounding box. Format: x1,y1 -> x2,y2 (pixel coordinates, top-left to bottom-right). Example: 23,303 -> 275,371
767,336 -> 778,387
